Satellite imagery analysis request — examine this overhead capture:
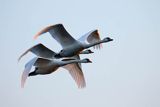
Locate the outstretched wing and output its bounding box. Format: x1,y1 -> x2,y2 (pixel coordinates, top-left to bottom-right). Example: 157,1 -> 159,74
18,43 -> 56,61
63,62 -> 86,88
21,57 -> 38,88
34,24 -> 78,48
78,29 -> 102,49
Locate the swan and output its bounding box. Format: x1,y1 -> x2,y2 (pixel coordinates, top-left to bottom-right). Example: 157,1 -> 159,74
21,57 -> 92,88
34,24 -> 113,58
19,44 -> 92,88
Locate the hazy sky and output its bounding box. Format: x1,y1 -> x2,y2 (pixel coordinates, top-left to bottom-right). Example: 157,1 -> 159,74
0,0 -> 160,107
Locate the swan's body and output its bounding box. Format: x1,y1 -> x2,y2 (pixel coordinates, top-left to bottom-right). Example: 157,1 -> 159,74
34,24 -> 113,58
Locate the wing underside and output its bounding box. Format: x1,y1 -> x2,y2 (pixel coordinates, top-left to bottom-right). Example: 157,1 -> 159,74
63,63 -> 86,88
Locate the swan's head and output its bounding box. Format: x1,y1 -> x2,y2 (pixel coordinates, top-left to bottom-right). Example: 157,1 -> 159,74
103,37 -> 113,42
80,49 -> 94,54
86,49 -> 94,54
82,58 -> 92,63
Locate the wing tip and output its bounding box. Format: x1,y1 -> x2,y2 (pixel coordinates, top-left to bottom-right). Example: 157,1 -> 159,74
18,57 -> 21,62
93,29 -> 100,39
21,72 -> 28,88
78,82 -> 86,89
92,29 -> 99,36
33,34 -> 38,40
21,82 -> 24,88
18,47 -> 31,62
33,23 -> 63,40
96,30 -> 100,36
33,25 -> 51,40
18,53 -> 24,62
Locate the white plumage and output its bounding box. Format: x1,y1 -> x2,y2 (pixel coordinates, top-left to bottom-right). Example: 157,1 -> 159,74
19,23 -> 113,89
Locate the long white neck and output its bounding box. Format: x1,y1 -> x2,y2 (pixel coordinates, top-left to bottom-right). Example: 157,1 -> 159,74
60,59 -> 86,66
83,40 -> 105,49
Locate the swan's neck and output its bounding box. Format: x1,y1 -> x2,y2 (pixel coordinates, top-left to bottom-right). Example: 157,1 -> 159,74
60,59 -> 82,66
84,40 -> 105,49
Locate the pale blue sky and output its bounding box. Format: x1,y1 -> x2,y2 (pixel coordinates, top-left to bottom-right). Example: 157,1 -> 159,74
0,0 -> 160,107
